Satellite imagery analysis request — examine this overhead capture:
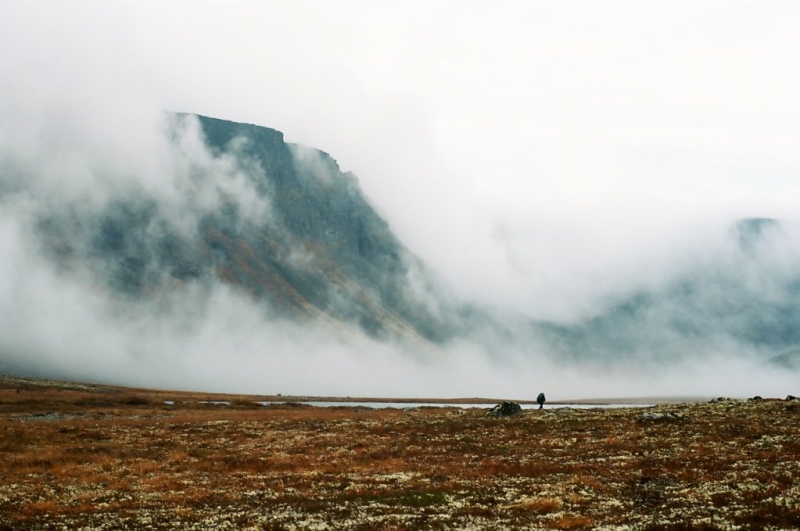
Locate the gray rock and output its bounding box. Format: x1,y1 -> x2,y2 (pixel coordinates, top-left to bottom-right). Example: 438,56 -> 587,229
486,401 -> 523,417
640,411 -> 683,423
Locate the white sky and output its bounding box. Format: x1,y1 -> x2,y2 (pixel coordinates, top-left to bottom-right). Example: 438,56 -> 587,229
2,1 -> 800,320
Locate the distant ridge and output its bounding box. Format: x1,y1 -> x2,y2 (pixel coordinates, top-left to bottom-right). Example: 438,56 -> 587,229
769,348 -> 800,370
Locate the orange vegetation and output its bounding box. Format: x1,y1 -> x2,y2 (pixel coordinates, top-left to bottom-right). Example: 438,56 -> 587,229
1,376 -> 799,529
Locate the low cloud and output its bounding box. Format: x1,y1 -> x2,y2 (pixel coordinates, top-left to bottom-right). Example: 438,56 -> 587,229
1,2 -> 799,399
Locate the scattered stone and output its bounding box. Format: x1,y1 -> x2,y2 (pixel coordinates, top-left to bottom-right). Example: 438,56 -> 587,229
640,412 -> 683,423
486,401 -> 523,417
23,412 -> 61,422
710,397 -> 729,403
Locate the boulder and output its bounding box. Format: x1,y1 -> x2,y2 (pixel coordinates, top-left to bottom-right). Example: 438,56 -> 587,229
486,401 -> 523,417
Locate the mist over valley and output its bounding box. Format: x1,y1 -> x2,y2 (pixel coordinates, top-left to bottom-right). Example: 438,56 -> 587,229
2,2 -> 800,399
1,113 -> 798,399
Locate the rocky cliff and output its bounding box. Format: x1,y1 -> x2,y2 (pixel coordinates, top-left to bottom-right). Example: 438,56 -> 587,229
35,114 -> 462,346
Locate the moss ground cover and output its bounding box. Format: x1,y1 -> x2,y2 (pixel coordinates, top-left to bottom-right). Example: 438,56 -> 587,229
1,377 -> 799,530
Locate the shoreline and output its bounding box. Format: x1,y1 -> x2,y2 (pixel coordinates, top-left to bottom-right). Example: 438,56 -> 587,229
1,374 -> 719,405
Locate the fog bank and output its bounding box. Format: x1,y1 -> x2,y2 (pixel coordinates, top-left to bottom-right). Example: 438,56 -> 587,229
1,2 -> 799,398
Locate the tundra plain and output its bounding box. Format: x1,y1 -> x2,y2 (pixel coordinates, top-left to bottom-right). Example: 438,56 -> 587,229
1,376 -> 799,530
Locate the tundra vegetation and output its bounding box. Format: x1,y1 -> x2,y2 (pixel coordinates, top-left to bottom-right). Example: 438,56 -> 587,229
1,376 -> 799,530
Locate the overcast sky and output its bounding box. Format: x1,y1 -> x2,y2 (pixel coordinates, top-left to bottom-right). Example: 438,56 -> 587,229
3,1 -> 800,397
2,0 -> 800,320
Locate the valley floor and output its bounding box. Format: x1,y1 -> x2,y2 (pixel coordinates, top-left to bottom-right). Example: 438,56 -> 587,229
1,377 -> 799,530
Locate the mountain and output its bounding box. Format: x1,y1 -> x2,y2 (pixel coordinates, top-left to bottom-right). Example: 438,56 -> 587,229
770,348 -> 800,370
539,218 -> 800,364
18,114 -> 800,371
35,114 -> 466,346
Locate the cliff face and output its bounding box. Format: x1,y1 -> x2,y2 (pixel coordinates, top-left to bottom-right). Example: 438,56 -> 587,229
36,114 -> 458,345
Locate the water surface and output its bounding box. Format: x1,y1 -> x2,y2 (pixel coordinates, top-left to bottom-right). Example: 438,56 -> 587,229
257,401 -> 655,410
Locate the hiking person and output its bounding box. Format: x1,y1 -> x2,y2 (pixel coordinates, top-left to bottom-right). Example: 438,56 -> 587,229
537,392 -> 546,410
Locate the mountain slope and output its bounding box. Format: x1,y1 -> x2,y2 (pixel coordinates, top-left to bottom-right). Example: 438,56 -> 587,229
34,113 -> 460,346
14,113 -> 800,372
539,218 -> 800,364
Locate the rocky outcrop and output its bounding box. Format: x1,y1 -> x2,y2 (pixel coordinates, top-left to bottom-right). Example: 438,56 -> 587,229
486,402 -> 523,417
